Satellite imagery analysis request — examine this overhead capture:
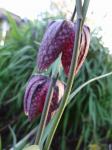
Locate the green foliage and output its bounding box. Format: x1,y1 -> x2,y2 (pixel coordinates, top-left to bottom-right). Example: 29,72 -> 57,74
0,17 -> 44,149
52,34 -> 112,150
0,16 -> 112,149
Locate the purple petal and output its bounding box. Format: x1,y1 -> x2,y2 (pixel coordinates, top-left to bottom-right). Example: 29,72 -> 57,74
37,20 -> 66,71
24,75 -> 47,115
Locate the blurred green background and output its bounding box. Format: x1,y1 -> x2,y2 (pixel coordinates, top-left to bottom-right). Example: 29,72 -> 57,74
0,7 -> 112,150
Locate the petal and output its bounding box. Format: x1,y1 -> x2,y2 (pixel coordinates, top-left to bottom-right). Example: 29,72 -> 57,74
28,92 -> 40,121
47,80 -> 65,122
61,22 -> 76,75
24,75 -> 47,115
75,25 -> 90,74
56,80 -> 65,101
37,20 -> 65,71
75,29 -> 86,74
61,24 -> 90,76
28,77 -> 50,121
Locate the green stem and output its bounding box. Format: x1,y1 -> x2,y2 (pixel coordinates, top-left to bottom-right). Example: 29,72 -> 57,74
71,6 -> 76,21
76,135 -> 83,150
76,0 -> 83,19
12,127 -> 37,150
43,0 -> 91,149
34,57 -> 61,146
43,18 -> 83,150
71,0 -> 89,22
34,75 -> 58,146
82,0 -> 90,23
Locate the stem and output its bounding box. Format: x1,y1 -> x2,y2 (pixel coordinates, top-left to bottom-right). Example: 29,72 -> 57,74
76,135 -> 83,150
71,0 -> 90,23
34,56 -> 60,146
76,0 -> 83,19
82,0 -> 90,23
44,18 -> 83,150
71,6 -> 76,21
10,127 -> 37,150
34,75 -> 58,145
43,0 -> 90,149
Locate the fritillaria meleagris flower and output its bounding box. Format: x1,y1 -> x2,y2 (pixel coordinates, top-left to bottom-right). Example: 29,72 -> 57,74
37,20 -> 90,76
24,75 -> 65,121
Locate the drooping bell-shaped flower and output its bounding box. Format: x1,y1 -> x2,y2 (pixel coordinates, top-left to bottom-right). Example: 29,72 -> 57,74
37,20 -> 90,76
24,75 -> 65,121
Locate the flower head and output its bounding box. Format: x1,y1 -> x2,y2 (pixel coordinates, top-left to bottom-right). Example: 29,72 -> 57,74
24,75 -> 65,121
37,20 -> 90,76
